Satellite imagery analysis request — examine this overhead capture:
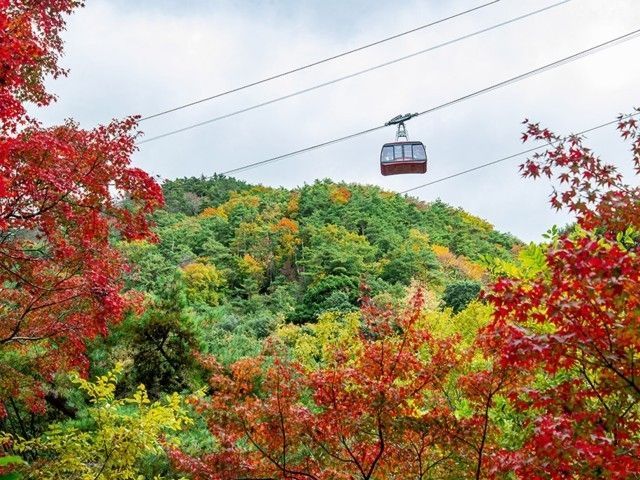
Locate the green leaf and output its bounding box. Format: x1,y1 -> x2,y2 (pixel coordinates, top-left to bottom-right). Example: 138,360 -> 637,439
0,473 -> 22,480
0,456 -> 24,467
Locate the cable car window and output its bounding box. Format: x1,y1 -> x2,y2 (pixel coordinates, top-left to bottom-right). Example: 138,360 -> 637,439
382,146 -> 394,161
394,145 -> 403,159
404,144 -> 414,158
413,144 -> 427,160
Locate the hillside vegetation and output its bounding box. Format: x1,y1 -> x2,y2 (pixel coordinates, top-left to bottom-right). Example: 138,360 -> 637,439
92,175 -> 519,397
157,175 -> 517,306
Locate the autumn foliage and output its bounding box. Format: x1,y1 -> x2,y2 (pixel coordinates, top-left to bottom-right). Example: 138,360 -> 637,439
0,0 -> 81,128
481,113 -> 640,478
0,1 -> 162,414
3,1 -> 640,478
170,291 -> 467,479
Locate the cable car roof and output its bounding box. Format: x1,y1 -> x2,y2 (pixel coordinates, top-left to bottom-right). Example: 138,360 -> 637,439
381,140 -> 425,146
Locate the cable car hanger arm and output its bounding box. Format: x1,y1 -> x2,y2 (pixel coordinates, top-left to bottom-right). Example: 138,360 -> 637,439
385,113 -> 419,126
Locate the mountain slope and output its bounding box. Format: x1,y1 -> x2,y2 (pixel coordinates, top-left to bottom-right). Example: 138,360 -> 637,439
126,177 -> 518,318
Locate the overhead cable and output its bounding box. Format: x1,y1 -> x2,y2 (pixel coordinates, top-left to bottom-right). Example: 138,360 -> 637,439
139,0 -> 572,144
400,112 -> 640,194
139,0 -> 501,121
220,28 -> 640,176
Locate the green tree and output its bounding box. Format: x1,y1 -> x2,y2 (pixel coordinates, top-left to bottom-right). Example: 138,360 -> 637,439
382,228 -> 442,285
162,174 -> 249,215
295,224 -> 378,321
442,280 -> 482,313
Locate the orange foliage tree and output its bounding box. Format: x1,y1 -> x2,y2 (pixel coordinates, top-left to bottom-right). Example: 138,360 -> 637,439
170,290 -> 468,479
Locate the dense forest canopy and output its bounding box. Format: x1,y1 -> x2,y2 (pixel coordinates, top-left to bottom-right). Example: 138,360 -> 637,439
98,175 -> 517,391
153,175 -> 518,316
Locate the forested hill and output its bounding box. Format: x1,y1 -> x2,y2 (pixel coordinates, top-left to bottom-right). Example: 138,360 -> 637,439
121,175 -> 519,329
108,174 -> 519,392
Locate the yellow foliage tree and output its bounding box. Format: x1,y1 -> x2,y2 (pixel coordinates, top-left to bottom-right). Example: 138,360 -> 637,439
329,185 -> 351,204
199,206 -> 227,220
276,311 -> 362,369
420,300 -> 493,350
458,210 -> 494,232
432,244 -> 485,281
222,192 -> 260,214
6,365 -> 191,480
406,228 -> 431,253
271,218 -> 301,264
182,262 -> 226,306
286,192 -> 300,217
198,191 -> 263,222
237,253 -> 266,295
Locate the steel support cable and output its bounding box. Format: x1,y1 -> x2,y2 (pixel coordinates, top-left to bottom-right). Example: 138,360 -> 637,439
139,0 -> 571,144
220,28 -> 640,176
139,0 -> 501,122
400,111 -> 640,194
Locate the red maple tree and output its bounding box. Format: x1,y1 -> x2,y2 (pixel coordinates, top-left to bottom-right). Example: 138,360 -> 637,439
0,0 -> 80,128
481,112 -> 640,478
0,0 -> 162,415
170,291 -> 464,480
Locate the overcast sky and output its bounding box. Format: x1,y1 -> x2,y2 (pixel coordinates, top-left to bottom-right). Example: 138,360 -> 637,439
31,0 -> 640,241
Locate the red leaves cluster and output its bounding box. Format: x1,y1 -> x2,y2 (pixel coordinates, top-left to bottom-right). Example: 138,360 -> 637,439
0,0 -> 81,127
170,292 -> 473,480
0,1 -> 162,414
1,0 -> 80,197
484,236 -> 640,477
171,292 -> 526,479
520,111 -> 640,233
480,112 -> 640,478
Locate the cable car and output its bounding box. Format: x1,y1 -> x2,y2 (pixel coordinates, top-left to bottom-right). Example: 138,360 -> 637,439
380,113 -> 427,176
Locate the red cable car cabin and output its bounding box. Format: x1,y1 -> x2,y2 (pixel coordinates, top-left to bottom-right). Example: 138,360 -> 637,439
380,141 -> 427,176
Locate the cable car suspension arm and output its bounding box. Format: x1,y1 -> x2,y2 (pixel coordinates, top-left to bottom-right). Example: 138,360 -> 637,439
386,112 -> 419,140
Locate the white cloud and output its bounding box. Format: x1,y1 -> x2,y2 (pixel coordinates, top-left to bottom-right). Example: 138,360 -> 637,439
31,0 -> 640,241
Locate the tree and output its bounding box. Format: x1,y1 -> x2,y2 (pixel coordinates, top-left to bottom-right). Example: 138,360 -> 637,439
0,0 -> 163,414
170,290 -> 463,479
162,175 -> 249,216
295,224 -> 379,321
480,111 -> 640,478
442,280 -> 482,314
118,239 -> 176,296
4,365 -> 191,479
0,0 -> 80,129
183,262 -> 226,306
382,228 -> 442,286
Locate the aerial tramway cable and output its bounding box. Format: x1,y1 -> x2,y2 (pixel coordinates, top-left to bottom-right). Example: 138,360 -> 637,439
138,0 -> 572,144
138,0 -> 502,122
399,111 -> 640,194
218,28 -> 640,176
